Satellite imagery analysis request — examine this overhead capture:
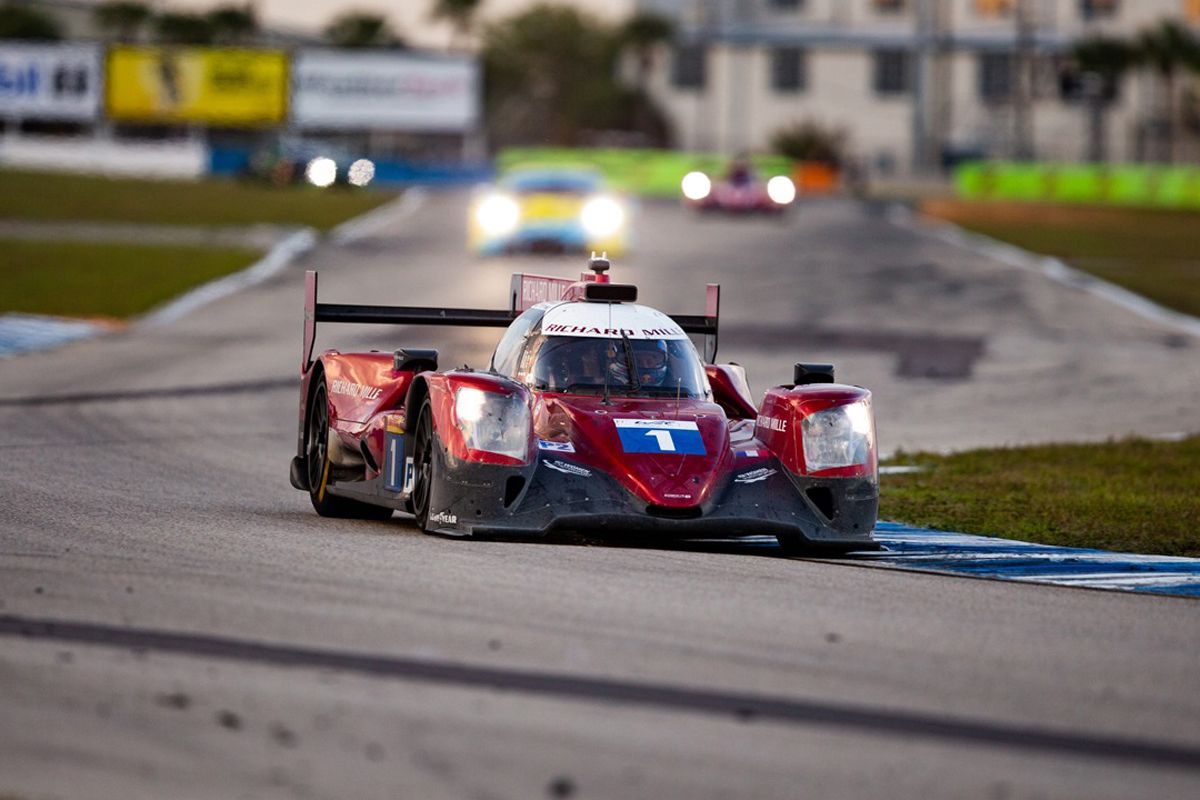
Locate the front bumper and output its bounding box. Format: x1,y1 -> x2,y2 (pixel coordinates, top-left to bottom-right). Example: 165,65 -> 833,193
475,222 -> 625,256
424,447 -> 878,549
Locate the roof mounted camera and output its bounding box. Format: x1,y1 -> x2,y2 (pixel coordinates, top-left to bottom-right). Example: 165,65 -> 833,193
589,251 -> 611,278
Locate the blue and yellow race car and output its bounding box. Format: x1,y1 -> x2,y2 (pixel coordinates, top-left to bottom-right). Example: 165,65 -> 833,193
469,167 -> 631,256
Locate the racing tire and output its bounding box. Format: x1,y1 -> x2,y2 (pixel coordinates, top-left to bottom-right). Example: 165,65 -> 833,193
410,399 -> 436,533
306,378 -> 393,521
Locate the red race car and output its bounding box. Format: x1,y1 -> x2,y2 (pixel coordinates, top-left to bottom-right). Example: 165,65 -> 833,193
681,160 -> 797,214
289,256 -> 878,553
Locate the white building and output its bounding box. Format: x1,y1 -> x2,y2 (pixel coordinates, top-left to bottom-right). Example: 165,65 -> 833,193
636,0 -> 1200,172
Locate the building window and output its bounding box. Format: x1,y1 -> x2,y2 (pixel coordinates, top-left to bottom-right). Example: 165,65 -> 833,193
672,44 -> 707,90
872,0 -> 909,12
979,52 -> 1016,102
873,49 -> 911,95
770,47 -> 807,92
768,0 -> 806,10
1080,0 -> 1119,20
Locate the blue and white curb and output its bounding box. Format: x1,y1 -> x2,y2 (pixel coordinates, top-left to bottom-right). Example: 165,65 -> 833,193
0,313 -> 111,359
863,522 -> 1200,598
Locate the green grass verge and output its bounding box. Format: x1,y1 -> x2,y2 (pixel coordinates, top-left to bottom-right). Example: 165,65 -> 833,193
924,200 -> 1200,318
882,437 -> 1200,557
0,170 -> 395,230
0,239 -> 260,319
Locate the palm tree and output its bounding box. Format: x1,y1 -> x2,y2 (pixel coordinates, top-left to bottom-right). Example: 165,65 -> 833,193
207,4 -> 259,45
324,11 -> 402,49
1134,21 -> 1200,163
1072,36 -> 1135,162
619,11 -> 673,86
154,12 -> 214,45
431,0 -> 481,50
93,1 -> 153,42
0,2 -> 63,40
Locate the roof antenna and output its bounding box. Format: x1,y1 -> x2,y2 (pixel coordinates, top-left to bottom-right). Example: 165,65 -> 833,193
589,251 -> 610,283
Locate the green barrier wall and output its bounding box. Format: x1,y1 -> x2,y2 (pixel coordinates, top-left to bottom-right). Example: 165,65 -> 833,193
956,162 -> 1200,209
496,148 -> 795,197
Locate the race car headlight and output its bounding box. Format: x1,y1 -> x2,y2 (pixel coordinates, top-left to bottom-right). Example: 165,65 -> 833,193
580,196 -> 626,238
681,171 -> 712,201
801,401 -> 874,472
767,175 -> 797,205
475,194 -> 520,236
455,387 -> 530,460
305,157 -> 337,188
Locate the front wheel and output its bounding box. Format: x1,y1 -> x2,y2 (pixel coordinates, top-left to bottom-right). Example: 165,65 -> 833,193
410,399 -> 437,532
306,377 -> 392,520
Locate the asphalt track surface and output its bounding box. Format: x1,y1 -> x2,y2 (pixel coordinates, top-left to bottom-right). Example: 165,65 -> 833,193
1,193 -> 1198,799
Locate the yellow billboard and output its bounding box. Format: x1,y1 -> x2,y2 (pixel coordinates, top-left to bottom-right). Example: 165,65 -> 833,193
106,46 -> 286,125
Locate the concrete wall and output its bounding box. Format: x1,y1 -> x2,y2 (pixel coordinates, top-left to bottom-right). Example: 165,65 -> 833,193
0,136 -> 208,179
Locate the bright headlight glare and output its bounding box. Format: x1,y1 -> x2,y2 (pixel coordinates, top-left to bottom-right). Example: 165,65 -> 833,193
767,175 -> 796,205
348,158 -> 375,187
305,157 -> 337,188
681,171 -> 712,200
580,196 -> 625,237
454,386 -> 529,460
475,194 -> 520,236
801,401 -> 874,472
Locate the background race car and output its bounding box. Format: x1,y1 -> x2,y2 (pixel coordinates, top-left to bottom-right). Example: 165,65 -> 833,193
290,256 -> 879,554
469,166 -> 631,256
681,160 -> 797,214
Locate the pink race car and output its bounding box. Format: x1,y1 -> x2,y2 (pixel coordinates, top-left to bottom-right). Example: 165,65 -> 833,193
681,161 -> 797,214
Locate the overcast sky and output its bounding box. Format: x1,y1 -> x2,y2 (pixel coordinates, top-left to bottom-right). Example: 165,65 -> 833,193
166,0 -> 636,46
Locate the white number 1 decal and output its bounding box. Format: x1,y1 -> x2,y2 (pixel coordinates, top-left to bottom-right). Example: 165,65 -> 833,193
389,438 -> 400,487
645,430 -> 675,452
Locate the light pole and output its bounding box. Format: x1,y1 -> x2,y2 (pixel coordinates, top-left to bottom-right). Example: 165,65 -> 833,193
1013,0 -> 1036,160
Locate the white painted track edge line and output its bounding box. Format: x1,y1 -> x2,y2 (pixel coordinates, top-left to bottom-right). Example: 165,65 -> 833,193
329,188 -> 427,244
140,227 -> 318,328
885,203 -> 1200,339
141,187 -> 427,328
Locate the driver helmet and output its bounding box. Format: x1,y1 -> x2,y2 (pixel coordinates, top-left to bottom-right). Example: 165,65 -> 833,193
631,339 -> 670,387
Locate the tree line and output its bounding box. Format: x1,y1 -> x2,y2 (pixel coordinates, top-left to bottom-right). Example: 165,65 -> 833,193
1073,20 -> 1200,162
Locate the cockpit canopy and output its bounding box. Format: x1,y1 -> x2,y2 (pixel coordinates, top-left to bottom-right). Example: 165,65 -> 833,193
491,303 -> 711,399
527,335 -> 707,397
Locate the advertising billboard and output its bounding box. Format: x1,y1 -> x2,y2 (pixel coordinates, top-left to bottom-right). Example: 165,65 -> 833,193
106,46 -> 286,126
0,43 -> 101,122
292,51 -> 478,132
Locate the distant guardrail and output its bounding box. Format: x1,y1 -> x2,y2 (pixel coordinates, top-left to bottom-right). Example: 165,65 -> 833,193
956,162 -> 1200,209
496,147 -> 838,197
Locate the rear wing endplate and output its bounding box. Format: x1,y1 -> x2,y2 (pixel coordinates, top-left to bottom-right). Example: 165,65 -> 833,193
303,270 -> 720,370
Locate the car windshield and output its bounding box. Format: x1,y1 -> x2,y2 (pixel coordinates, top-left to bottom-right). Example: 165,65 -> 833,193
504,171 -> 600,196
526,335 -> 708,398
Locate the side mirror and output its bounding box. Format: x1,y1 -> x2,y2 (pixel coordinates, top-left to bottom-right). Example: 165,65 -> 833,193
394,348 -> 438,373
794,363 -> 835,385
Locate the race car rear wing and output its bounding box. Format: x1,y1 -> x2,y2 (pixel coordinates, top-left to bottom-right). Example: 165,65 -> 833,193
303,270 -> 721,371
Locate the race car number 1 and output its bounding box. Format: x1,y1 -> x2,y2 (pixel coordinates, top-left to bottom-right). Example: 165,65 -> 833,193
614,419 -> 706,455
385,430 -> 405,491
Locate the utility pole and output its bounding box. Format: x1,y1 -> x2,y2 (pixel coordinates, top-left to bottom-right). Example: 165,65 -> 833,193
911,0 -> 945,174
1013,0 -> 1036,160
725,0 -> 753,155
